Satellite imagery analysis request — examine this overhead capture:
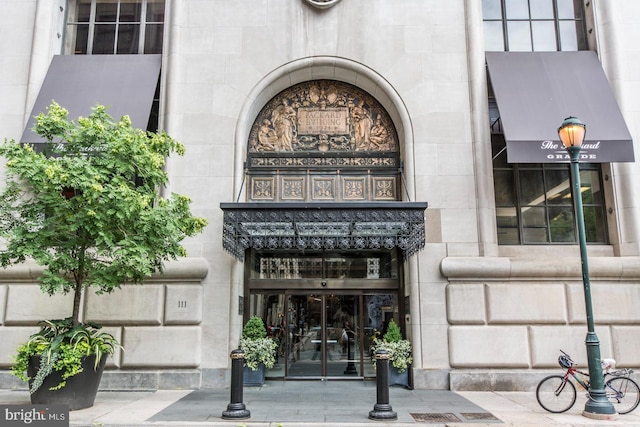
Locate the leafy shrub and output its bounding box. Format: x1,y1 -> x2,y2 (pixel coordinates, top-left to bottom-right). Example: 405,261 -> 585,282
242,316 -> 268,340
370,319 -> 413,373
239,336 -> 278,371
240,317 -> 277,371
383,319 -> 403,343
12,318 -> 120,392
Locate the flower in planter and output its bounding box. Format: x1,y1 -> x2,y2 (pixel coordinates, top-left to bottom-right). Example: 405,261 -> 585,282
239,316 -> 278,371
370,319 -> 413,373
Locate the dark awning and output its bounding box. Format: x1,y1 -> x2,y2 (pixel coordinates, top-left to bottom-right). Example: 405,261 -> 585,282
21,54 -> 161,144
220,202 -> 428,261
486,51 -> 634,163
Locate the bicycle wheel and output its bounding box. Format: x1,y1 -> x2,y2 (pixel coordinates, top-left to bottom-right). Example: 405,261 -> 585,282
605,377 -> 640,414
536,375 -> 577,413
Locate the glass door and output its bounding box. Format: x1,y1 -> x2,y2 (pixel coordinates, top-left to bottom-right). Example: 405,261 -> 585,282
246,249 -> 403,380
249,291 -> 400,380
285,293 -> 362,378
285,294 -> 322,377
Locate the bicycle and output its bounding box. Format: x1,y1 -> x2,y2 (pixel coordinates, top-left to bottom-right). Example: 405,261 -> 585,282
536,350 -> 640,414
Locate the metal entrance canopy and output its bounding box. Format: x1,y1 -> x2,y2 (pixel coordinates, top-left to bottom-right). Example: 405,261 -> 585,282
221,202 -> 428,260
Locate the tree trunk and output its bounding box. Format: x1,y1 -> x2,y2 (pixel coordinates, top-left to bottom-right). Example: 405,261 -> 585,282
72,247 -> 86,326
72,283 -> 83,326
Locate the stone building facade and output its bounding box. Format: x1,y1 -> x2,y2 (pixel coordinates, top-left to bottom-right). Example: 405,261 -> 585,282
1,0 -> 639,391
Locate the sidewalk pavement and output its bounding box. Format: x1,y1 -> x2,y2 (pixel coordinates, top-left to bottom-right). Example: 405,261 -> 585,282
1,381 -> 639,427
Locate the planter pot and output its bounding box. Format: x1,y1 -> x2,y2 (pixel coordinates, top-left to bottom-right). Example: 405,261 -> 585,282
389,365 -> 410,388
28,354 -> 107,410
243,363 -> 266,386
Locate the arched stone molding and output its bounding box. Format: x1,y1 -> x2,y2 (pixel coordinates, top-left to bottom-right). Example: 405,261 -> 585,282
233,56 -> 416,204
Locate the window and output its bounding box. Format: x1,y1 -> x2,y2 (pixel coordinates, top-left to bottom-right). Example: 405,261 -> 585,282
65,0 -> 165,55
492,136 -> 607,244
484,0 -> 607,245
483,0 -> 587,51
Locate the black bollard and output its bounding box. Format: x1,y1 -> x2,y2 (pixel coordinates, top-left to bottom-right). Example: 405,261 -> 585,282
369,348 -> 397,421
222,349 -> 251,420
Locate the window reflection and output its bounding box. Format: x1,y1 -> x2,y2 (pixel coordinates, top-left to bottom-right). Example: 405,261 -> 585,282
484,21 -> 505,51
530,0 -> 554,19
549,206 -> 575,242
558,21 -> 580,51
505,0 -> 529,19
507,21 -> 532,51
482,0 -> 502,20
532,21 -> 557,51
557,0 -> 579,19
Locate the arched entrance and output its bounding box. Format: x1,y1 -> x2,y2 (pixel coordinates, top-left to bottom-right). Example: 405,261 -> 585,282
221,77 -> 427,380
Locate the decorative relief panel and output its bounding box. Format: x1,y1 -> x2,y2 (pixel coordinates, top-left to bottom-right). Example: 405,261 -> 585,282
249,156 -> 398,168
342,177 -> 367,201
250,177 -> 275,201
249,80 -> 398,158
373,177 -> 396,201
312,177 -> 335,200
281,177 -> 305,201
246,80 -> 401,202
247,173 -> 401,202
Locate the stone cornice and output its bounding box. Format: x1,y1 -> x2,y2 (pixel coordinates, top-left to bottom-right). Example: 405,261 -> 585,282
441,256 -> 640,281
0,257 -> 209,282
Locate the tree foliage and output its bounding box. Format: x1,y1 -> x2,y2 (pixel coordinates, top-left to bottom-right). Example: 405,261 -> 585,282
0,102 -> 207,324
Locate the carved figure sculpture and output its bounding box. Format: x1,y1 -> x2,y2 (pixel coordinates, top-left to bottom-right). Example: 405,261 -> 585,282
257,120 -> 277,151
369,117 -> 389,149
272,100 -> 297,151
351,103 -> 372,150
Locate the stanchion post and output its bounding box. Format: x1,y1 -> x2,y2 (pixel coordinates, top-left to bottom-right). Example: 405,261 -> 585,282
222,348 -> 251,420
344,335 -> 358,374
369,348 -> 397,421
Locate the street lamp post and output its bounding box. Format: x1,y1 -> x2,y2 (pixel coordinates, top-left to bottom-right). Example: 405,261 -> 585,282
557,117 -> 616,418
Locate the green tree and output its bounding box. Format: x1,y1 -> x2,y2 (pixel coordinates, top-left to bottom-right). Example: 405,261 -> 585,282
0,101 -> 207,326
242,316 -> 268,340
383,319 -> 403,343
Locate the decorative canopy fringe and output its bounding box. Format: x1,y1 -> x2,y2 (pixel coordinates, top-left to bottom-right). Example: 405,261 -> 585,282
221,202 -> 427,261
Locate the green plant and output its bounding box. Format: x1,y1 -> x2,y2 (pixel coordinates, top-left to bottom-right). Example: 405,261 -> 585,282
242,316 -> 268,340
383,319 -> 403,343
1,101 -> 207,392
11,318 -> 121,392
370,319 -> 413,373
239,317 -> 278,371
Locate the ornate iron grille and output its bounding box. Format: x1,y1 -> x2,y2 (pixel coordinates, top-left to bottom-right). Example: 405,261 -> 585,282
221,202 -> 427,261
